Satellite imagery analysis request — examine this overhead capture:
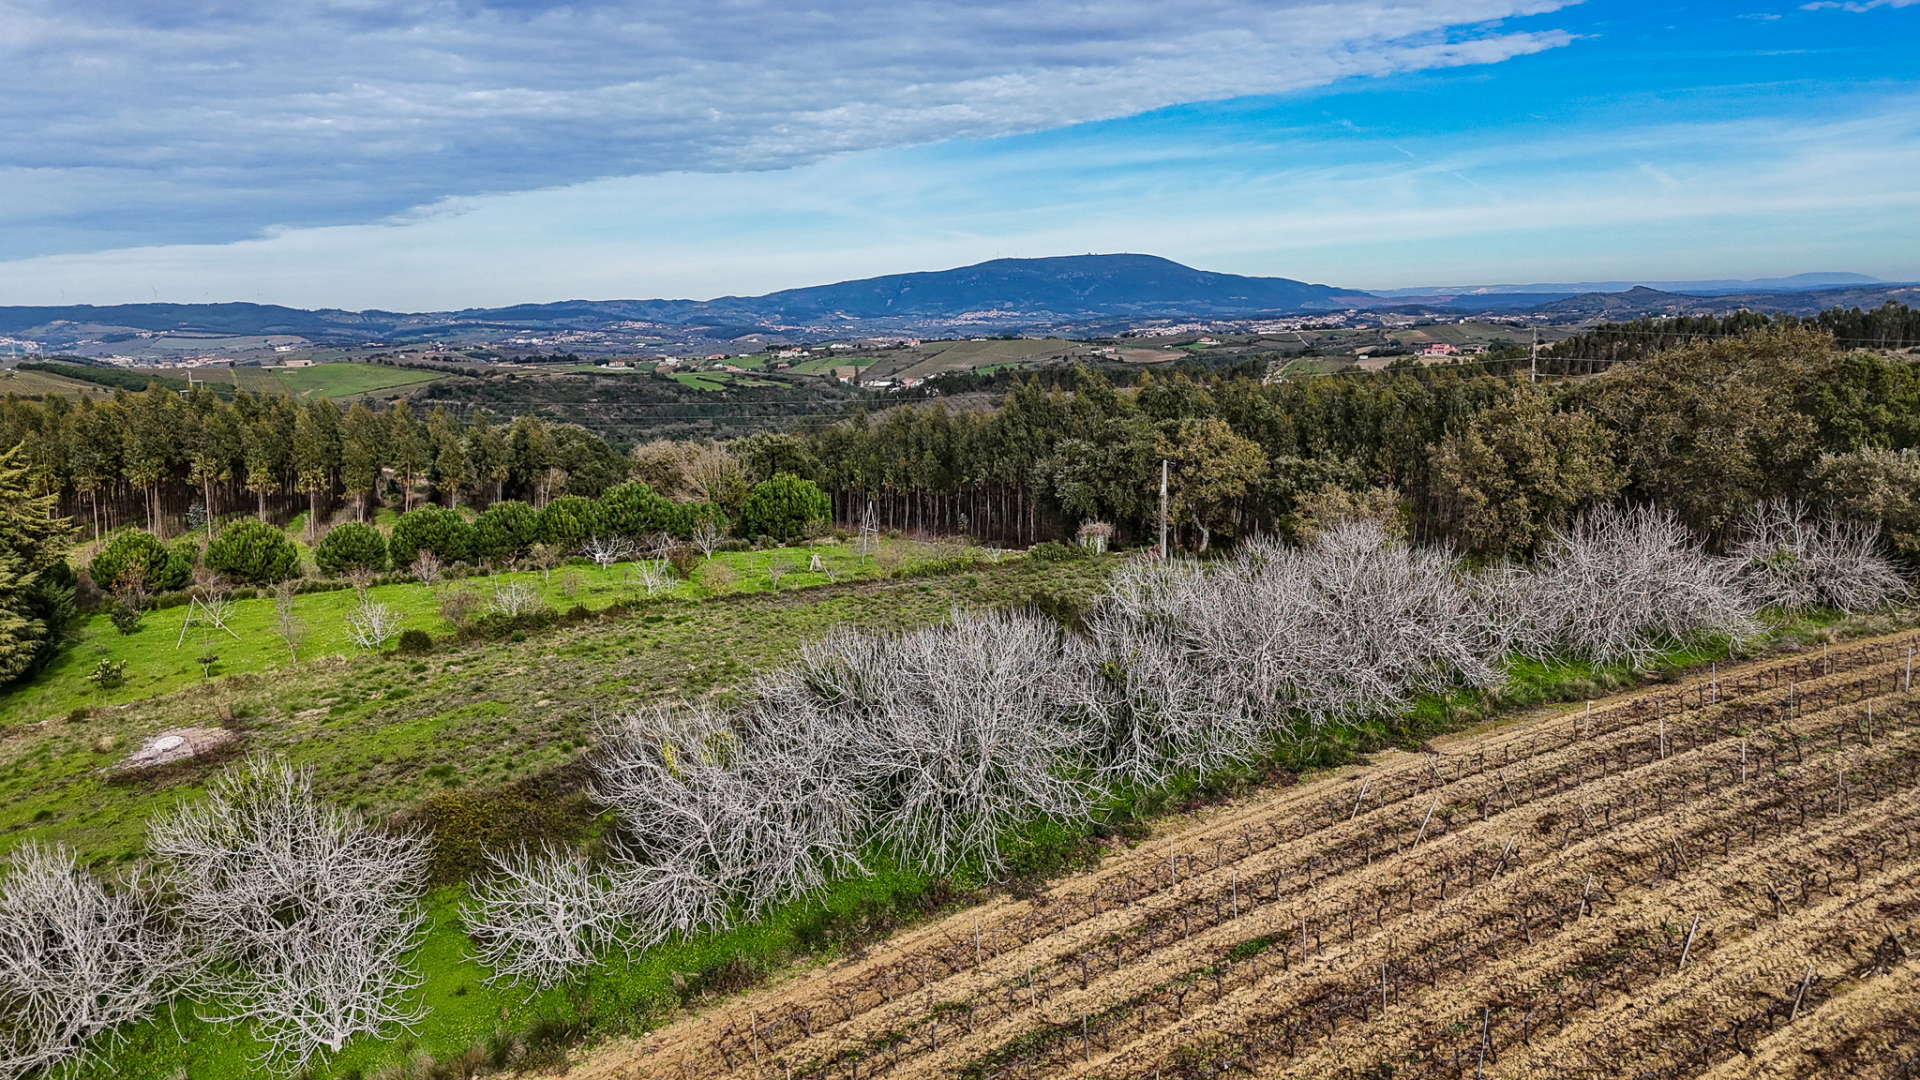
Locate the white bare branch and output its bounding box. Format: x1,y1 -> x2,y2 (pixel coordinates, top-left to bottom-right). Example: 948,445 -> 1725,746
409,551 -> 442,586
147,757 -> 430,1074
460,846 -> 625,991
581,534 -> 636,572
1499,504 -> 1757,668
634,558 -> 675,597
690,520 -> 724,560
344,593 -> 404,651
487,581 -> 542,620
1731,499 -> 1907,613
590,703 -> 867,936
0,844 -> 192,1080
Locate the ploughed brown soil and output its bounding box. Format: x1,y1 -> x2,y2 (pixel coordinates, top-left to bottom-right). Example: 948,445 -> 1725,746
551,633 -> 1920,1080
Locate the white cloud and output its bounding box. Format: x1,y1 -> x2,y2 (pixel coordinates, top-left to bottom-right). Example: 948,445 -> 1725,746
0,93 -> 1914,308
0,0 -> 1575,255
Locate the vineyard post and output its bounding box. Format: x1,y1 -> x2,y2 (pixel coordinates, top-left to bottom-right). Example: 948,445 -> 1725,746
1475,1007 -> 1491,1078
1659,714 -> 1666,759
1867,701 -> 1873,746
1585,700 -> 1592,739
1790,964 -> 1813,1020
1351,777 -> 1371,820
1414,798 -> 1438,846
1679,914 -> 1700,966
1741,739 -> 1748,783
1711,663 -> 1717,705
974,916 -> 981,966
1381,964 -> 1388,1014
1906,647 -> 1912,692
1579,873 -> 1592,917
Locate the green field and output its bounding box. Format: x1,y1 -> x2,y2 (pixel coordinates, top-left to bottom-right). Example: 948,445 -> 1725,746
0,364 -> 121,398
260,362 -> 446,399
0,544 -> 1114,1078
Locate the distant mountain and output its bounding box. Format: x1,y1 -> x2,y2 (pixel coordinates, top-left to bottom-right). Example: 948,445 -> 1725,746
701,254 -> 1356,319
0,256 -> 1362,345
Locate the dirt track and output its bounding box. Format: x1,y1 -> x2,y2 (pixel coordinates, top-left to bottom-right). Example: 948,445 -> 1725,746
551,634 -> 1920,1080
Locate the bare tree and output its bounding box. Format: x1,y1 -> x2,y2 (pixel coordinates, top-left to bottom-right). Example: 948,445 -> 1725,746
634,558 -> 675,597
1732,499 -> 1907,613
487,581 -> 542,620
1499,504 -> 1757,668
344,566 -> 376,596
581,535 -> 635,572
0,844 -> 192,1080
436,582 -> 483,633
787,610 -> 1098,873
528,543 -> 562,585
147,757 -> 430,1074
765,556 -> 793,591
690,520 -> 724,560
409,551 -> 442,586
272,580 -> 307,665
345,593 -> 404,651
461,846 -> 626,990
591,703 -> 866,936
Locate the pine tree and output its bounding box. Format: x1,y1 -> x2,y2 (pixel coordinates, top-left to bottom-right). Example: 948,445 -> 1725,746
0,442 -> 74,685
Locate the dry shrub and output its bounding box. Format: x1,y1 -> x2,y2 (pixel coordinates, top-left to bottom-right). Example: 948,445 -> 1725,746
1498,504 -> 1756,667
147,757 -> 430,1072
701,561 -> 738,593
1731,499 -> 1906,613
0,844 -> 192,1078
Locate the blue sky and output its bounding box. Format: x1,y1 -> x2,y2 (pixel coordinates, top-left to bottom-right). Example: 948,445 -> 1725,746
0,0 -> 1915,309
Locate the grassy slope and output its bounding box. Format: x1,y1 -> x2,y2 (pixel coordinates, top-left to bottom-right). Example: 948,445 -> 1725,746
0,550 -> 1115,1079
259,363 -> 445,400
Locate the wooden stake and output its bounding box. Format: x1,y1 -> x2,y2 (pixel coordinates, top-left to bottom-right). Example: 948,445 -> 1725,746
1579,873 -> 1592,917
1414,798 -> 1438,846
1679,914 -> 1700,966
1790,965 -> 1813,1020
1584,700 -> 1592,738
1351,777 -> 1371,820
1475,1007 -> 1491,1078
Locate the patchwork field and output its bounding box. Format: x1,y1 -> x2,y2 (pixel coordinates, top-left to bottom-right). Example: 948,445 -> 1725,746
570,632 -> 1920,1080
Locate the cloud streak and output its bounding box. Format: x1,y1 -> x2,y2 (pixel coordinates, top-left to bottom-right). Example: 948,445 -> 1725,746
0,0 -> 1574,255
1,90 -> 1914,310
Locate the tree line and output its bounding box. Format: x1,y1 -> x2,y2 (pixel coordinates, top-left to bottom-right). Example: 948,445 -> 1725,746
6,324 -> 1919,563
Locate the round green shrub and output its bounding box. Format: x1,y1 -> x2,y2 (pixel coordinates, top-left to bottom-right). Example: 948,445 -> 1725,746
596,482 -> 678,539
89,529 -> 191,592
314,521 -> 389,575
388,506 -> 474,566
471,500 -> 540,562
395,628 -> 433,655
536,495 -> 599,550
738,475 -> 830,543
204,519 -> 300,584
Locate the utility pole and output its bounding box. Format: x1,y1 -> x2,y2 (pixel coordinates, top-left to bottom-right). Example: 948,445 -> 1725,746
1159,459 -> 1170,558
1529,328 -> 1538,383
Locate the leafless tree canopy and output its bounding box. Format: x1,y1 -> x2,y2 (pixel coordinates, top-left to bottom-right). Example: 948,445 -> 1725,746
801,610 -> 1098,874
1081,523 -> 1497,785
591,703 -> 866,939
0,844 -> 191,1080
582,535 -> 635,571
460,846 -> 626,991
1496,504 -> 1758,668
487,581 -> 541,620
147,757 -> 430,1073
345,593 -> 405,651
1731,499 -> 1907,613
